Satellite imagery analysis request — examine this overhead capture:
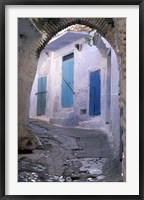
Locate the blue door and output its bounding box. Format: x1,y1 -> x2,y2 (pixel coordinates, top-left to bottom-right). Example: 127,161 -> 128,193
61,53 -> 74,108
37,76 -> 47,115
89,70 -> 101,116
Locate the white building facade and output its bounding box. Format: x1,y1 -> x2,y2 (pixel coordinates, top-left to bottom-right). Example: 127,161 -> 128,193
29,31 -> 120,141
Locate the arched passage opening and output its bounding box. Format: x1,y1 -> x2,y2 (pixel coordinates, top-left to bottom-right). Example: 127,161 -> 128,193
18,18 -> 126,181
30,23 -> 120,156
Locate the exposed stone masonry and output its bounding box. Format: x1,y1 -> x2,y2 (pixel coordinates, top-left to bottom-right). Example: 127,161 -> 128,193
32,18 -> 114,57
114,18 -> 126,181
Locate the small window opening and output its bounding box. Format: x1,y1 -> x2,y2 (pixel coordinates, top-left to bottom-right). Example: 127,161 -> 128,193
80,109 -> 87,114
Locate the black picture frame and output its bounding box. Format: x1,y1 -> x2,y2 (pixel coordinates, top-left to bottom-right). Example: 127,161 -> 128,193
1,0 -> 143,199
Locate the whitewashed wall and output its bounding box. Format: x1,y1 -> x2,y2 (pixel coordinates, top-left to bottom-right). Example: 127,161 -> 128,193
29,35 -> 119,141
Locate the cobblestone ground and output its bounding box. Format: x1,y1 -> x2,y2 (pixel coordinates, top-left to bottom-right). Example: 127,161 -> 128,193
18,119 -> 123,182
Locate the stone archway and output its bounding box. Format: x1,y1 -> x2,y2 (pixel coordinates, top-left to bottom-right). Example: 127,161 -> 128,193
18,18 -> 126,180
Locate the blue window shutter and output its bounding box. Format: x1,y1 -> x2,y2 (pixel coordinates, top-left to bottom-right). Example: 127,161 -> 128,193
37,76 -> 47,115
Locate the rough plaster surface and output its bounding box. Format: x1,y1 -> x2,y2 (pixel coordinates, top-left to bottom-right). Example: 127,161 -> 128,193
18,19 -> 44,149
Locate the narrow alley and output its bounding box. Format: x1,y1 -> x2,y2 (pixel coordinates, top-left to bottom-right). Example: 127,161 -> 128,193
18,119 -> 122,182
18,18 -> 126,182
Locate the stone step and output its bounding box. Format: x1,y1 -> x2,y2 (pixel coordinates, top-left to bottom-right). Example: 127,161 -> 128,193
49,115 -> 79,127
53,109 -> 73,118
79,118 -> 111,132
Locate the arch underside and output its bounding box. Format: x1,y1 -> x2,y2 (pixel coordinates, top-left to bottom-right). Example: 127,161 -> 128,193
31,18 -> 115,57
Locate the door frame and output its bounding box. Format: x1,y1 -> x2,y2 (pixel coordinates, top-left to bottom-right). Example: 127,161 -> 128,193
106,48 -> 111,124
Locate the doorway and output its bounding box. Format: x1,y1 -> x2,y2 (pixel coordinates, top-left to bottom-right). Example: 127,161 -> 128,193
37,76 -> 47,115
89,70 -> 101,116
61,52 -> 74,108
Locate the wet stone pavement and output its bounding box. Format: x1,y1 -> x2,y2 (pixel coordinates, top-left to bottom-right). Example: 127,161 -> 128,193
18,120 -> 123,182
